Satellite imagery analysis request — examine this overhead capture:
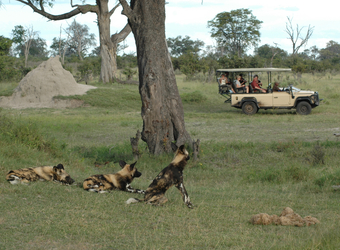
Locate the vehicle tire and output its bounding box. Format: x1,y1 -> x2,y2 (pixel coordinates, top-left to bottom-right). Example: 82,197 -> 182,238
242,101 -> 258,115
296,101 -> 312,115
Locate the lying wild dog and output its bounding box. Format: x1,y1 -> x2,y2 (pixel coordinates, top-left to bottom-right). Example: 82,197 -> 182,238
126,143 -> 193,208
6,164 -> 75,185
83,160 -> 145,194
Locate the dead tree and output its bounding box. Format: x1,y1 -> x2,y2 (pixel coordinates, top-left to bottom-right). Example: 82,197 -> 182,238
24,26 -> 38,68
285,17 -> 314,55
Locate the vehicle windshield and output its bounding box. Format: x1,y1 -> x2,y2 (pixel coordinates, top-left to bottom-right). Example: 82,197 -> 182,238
291,86 -> 301,92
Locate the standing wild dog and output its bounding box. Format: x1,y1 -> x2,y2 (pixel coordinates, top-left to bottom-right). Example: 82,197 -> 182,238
126,143 -> 193,208
6,164 -> 75,185
83,160 -> 145,194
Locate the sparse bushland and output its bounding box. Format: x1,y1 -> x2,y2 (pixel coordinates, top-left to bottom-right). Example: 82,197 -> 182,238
1,72 -> 340,249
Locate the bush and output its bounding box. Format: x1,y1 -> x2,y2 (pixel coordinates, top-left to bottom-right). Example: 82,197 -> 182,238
0,56 -> 21,81
181,91 -> 207,103
77,56 -> 101,79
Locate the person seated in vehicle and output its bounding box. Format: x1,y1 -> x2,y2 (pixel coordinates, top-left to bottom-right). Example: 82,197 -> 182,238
272,82 -> 282,92
251,75 -> 266,93
239,73 -> 247,85
219,73 -> 235,93
219,73 -> 230,85
234,75 -> 249,93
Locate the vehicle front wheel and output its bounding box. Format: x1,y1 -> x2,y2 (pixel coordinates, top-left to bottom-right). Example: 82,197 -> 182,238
242,101 -> 258,115
296,101 -> 312,115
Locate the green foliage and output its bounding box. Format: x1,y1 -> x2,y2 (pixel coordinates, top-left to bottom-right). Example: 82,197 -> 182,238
0,113 -> 64,156
1,74 -> 340,248
11,25 -> 25,45
65,19 -> 97,59
319,40 -> 340,61
181,91 -> 207,103
117,52 -> 137,69
0,56 -> 22,81
122,67 -> 137,80
177,52 -> 203,78
309,143 -> 325,165
208,8 -> 263,57
0,36 -> 13,56
56,85 -> 140,108
77,56 -> 101,78
314,169 -> 340,187
167,35 -> 205,57
245,165 -> 310,183
73,142 -> 135,164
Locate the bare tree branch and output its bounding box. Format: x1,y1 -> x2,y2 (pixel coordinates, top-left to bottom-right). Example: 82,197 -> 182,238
285,16 -> 314,55
111,23 -> 131,44
16,0 -> 99,20
118,0 -> 133,19
109,2 -> 121,16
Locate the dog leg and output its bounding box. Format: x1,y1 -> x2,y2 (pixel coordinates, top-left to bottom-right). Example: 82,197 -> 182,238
175,182 -> 193,209
126,198 -> 140,204
125,183 -> 145,194
145,193 -> 168,206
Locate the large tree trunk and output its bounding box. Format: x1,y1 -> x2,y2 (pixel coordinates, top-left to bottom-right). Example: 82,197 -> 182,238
97,1 -> 116,83
120,0 -> 191,154
97,11 -> 115,82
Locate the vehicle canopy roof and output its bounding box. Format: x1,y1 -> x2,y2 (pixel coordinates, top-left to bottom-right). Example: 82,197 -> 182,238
216,68 -> 291,73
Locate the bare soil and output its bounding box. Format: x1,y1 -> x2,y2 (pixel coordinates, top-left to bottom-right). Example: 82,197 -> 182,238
0,56 -> 96,109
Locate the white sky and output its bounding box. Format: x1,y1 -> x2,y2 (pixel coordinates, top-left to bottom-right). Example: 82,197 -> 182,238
0,0 -> 339,55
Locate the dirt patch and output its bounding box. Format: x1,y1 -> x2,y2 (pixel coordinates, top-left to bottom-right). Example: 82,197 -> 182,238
251,207 -> 320,227
0,56 -> 96,109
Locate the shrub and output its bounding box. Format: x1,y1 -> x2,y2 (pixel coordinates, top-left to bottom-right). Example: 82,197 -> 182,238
310,144 -> 325,165
181,91 -> 207,103
0,56 -> 21,81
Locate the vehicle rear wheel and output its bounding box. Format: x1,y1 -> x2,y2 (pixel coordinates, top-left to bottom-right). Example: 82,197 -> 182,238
296,101 -> 311,115
242,101 -> 258,115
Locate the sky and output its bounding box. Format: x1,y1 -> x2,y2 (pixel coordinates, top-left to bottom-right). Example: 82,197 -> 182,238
1,0 -> 339,56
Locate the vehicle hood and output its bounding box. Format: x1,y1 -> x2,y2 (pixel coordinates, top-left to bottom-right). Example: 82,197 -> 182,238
293,90 -> 315,94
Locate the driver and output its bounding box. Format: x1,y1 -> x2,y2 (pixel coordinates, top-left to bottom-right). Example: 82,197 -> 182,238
272,82 -> 282,92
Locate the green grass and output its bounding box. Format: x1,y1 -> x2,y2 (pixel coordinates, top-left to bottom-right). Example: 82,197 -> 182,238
1,72 -> 340,249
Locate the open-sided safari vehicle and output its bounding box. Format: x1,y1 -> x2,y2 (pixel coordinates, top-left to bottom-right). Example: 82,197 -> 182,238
216,68 -> 320,115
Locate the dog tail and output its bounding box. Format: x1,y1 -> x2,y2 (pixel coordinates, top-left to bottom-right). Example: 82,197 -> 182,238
126,198 -> 141,204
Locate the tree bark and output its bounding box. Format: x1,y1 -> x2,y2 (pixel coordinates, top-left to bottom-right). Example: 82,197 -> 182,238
119,0 -> 192,155
130,130 -> 142,160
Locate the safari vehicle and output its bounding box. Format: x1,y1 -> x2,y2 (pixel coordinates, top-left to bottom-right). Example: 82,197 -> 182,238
216,68 -> 320,115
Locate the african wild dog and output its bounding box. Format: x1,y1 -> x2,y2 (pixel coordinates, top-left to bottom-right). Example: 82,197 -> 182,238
6,164 -> 75,185
83,160 -> 145,194
126,143 -> 193,208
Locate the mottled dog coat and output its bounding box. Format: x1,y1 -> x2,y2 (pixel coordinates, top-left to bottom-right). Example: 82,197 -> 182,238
6,164 -> 75,185
83,160 -> 144,194
127,143 -> 193,208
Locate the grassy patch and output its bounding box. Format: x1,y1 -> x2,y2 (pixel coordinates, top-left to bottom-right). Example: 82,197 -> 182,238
1,72 -> 340,249
181,90 -> 207,103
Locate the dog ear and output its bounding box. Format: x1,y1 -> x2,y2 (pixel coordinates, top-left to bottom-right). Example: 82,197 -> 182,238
129,161 -> 137,171
56,164 -> 64,170
178,145 -> 185,153
171,142 -> 178,152
119,160 -> 126,168
53,166 -> 58,173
